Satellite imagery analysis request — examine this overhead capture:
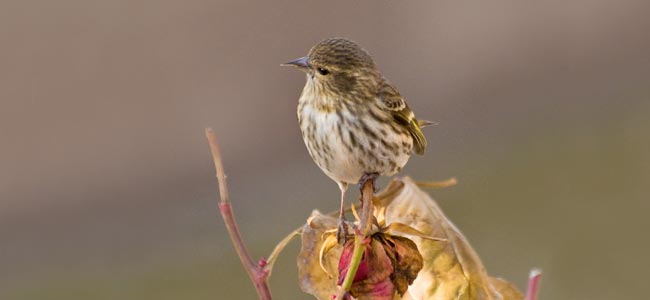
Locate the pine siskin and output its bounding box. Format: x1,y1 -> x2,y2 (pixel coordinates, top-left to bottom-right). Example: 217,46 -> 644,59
284,38 -> 429,243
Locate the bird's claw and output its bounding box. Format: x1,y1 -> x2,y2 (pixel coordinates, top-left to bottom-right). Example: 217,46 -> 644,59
358,172 -> 379,193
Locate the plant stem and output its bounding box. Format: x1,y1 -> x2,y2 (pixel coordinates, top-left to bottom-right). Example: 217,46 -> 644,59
336,178 -> 375,299
205,128 -> 272,300
525,269 -> 542,300
339,236 -> 365,293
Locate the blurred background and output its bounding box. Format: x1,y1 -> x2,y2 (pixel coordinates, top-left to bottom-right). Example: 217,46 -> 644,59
1,1 -> 649,299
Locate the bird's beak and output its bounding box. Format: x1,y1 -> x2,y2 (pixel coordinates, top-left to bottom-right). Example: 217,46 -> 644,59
282,56 -> 310,69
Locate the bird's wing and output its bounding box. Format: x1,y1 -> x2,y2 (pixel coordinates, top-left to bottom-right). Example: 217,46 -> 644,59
376,80 -> 427,155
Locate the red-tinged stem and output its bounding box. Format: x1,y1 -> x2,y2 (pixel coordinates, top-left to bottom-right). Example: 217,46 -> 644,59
336,178 -> 375,299
525,269 -> 542,300
206,128 -> 272,300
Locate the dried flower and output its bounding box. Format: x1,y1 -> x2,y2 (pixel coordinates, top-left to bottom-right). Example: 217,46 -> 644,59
337,232 -> 423,299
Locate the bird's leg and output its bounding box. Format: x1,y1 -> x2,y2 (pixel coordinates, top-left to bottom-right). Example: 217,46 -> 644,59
336,183 -> 349,245
358,172 -> 380,204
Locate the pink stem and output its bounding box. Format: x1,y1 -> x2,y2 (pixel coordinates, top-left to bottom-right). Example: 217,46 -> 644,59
524,269 -> 542,300
207,128 -> 272,300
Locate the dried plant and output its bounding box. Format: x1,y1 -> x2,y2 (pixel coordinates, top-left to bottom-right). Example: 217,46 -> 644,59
298,177 -> 526,300
205,128 -> 541,300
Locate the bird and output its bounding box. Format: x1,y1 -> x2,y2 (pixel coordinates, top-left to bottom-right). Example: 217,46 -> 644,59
283,38 -> 429,243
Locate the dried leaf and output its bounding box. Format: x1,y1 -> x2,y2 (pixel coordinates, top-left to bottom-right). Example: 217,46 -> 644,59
298,211 -> 342,300
374,177 -> 523,300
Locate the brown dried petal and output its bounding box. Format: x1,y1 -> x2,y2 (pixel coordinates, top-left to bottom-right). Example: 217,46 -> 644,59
383,235 -> 424,296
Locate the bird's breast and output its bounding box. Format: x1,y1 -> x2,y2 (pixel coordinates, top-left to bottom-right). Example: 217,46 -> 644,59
297,94 -> 413,185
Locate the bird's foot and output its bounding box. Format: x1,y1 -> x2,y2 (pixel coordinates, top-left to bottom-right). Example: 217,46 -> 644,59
336,216 -> 349,245
358,172 -> 380,193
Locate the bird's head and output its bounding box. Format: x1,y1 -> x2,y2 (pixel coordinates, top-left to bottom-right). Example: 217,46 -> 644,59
283,38 -> 379,95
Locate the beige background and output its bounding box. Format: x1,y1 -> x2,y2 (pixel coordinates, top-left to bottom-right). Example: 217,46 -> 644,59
1,1 -> 649,299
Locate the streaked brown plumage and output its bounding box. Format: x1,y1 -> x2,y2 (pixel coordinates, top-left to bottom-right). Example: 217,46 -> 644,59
284,38 -> 429,242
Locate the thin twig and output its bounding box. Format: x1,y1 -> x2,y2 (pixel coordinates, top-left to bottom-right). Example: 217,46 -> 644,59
205,128 -> 272,300
336,179 -> 375,299
265,228 -> 301,277
525,269 -> 542,300
414,177 -> 458,189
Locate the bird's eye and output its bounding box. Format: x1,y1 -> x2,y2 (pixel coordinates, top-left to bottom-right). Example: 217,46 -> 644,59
317,67 -> 330,75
